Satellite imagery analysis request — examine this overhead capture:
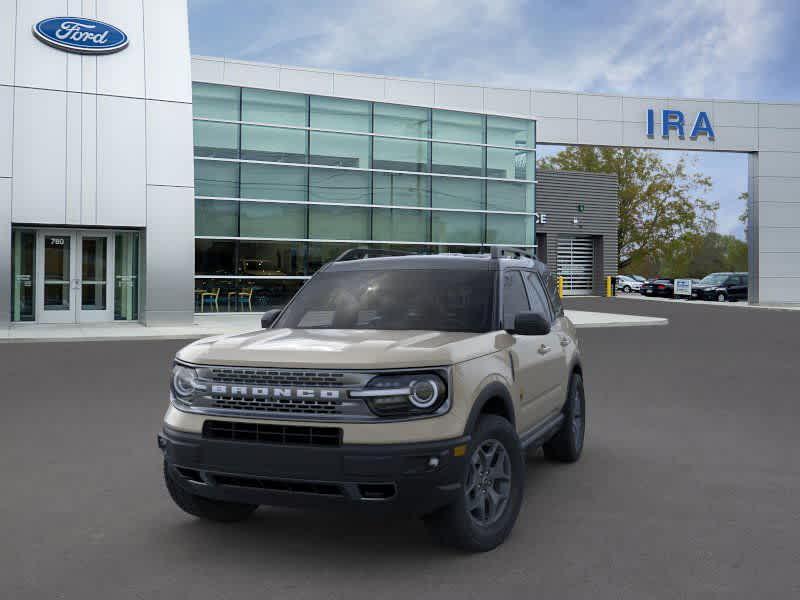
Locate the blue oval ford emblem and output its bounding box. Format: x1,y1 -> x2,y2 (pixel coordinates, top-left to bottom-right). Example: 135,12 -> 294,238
33,17 -> 128,55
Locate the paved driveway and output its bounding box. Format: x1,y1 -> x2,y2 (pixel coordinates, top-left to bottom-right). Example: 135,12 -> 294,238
1,298 -> 798,599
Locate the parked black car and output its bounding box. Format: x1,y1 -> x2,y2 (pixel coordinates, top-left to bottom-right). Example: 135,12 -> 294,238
640,279 -> 674,298
691,272 -> 748,302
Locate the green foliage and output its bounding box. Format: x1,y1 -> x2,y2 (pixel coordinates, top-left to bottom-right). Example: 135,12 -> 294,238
623,232 -> 747,278
538,146 -> 718,270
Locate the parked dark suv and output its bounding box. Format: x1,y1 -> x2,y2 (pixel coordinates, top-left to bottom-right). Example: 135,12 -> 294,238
691,272 -> 749,302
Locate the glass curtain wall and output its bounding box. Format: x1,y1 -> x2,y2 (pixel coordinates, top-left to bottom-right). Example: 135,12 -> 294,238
192,82 -> 536,312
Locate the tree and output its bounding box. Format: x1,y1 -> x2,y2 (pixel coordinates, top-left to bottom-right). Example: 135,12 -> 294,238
538,147 -> 718,271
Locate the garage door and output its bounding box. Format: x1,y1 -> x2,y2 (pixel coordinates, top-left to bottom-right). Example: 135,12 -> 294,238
557,236 -> 594,296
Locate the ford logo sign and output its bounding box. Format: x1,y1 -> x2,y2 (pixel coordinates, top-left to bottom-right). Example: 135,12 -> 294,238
33,17 -> 128,55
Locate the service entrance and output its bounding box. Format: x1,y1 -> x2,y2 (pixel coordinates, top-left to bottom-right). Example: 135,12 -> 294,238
557,236 -> 594,296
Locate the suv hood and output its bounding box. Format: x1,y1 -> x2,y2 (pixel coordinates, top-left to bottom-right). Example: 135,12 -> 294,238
177,328 -> 503,369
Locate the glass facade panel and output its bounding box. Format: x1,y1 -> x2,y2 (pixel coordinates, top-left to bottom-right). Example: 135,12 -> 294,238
196,199 -> 238,237
240,163 -> 307,201
239,202 -> 307,239
114,232 -> 139,321
309,205 -> 370,240
195,160 -> 239,198
11,230 -> 35,322
311,96 -> 370,131
374,103 -> 429,137
486,148 -> 533,180
238,241 -> 307,276
241,125 -> 306,163
310,131 -> 369,168
432,110 -> 484,143
487,116 -> 534,148
191,83 -> 537,312
43,235 -> 71,312
486,214 -> 533,245
192,83 -> 240,120
373,173 -> 430,207
431,177 -> 484,210
242,88 -> 306,126
373,137 -> 428,172
432,211 -> 483,244
195,240 -> 236,275
373,208 -> 430,242
309,168 -> 370,204
487,181 -> 534,212
193,121 -> 239,158
431,142 -> 483,176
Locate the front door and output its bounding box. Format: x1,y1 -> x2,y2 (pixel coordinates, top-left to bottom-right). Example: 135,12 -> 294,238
36,231 -> 114,323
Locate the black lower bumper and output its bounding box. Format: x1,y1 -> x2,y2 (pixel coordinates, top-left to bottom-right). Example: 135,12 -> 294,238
159,426 -> 470,516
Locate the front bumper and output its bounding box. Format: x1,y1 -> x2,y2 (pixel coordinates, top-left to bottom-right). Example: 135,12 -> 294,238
159,426 -> 470,516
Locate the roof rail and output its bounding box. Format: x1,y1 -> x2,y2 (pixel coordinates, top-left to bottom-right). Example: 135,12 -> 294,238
489,246 -> 537,261
334,247 -> 415,262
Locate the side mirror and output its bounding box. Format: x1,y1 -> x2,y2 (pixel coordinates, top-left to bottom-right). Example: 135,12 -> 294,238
510,312 -> 551,336
260,309 -> 281,329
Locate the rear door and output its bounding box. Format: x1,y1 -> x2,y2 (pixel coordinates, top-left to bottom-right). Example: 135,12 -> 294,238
501,270 -> 563,432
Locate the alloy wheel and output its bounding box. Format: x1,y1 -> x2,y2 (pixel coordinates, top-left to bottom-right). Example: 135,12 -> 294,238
465,439 -> 512,526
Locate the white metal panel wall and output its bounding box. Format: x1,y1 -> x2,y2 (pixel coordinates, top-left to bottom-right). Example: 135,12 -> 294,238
0,0 -> 15,86
0,85 -> 12,178
11,87 -> 67,224
96,0 -> 146,98
142,0 -> 192,103
557,237 -> 595,296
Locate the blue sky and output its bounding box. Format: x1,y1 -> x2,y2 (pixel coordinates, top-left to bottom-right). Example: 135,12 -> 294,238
188,0 -> 800,239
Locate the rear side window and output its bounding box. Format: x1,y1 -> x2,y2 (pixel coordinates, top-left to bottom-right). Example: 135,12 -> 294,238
523,271 -> 554,322
543,271 -> 564,317
502,271 -> 530,329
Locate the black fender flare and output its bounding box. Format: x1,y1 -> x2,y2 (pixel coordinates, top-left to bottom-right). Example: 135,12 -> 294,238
463,381 -> 516,435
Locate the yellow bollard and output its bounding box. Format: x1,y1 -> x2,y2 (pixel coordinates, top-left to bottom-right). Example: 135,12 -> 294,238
606,276 -> 612,297
557,276 -> 564,298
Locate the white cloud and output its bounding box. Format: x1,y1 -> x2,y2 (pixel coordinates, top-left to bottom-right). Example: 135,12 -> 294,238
230,0 -> 781,99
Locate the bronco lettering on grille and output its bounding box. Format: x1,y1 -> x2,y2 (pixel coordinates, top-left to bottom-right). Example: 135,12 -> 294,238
210,384 -> 341,400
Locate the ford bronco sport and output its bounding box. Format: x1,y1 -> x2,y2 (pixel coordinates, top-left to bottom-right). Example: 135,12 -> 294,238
159,248 -> 586,552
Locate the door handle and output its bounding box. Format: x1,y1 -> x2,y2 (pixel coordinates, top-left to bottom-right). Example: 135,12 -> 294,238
538,344 -> 552,355
559,336 -> 570,347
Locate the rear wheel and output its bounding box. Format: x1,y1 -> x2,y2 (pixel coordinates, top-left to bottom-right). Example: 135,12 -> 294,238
623,285 -> 632,293
164,462 -> 257,522
543,373 -> 586,463
424,415 -> 524,552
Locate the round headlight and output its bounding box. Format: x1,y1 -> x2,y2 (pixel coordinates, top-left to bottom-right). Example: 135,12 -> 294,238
172,364 -> 198,399
409,378 -> 441,408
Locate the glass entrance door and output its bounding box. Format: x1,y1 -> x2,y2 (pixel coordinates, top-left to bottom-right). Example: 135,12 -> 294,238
78,232 -> 114,322
35,231 -> 114,323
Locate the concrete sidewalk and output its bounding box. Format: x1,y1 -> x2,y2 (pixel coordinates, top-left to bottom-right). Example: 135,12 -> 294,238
0,310 -> 667,343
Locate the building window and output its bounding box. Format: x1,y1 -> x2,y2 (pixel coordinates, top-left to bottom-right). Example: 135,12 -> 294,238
114,232 -> 139,321
11,230 -> 36,322
242,88 -> 307,126
192,83 -> 537,313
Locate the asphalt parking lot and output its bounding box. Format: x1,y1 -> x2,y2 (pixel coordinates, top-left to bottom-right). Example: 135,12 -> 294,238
2,297 -> 799,599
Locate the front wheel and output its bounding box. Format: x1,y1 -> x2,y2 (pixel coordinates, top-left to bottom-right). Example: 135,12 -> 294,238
543,373 -> 586,463
623,285 -> 632,293
717,292 -> 727,302
423,415 -> 524,552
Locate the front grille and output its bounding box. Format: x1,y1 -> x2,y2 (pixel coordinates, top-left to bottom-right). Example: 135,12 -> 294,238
208,368 -> 346,387
212,474 -> 344,497
210,395 -> 342,415
203,420 -> 343,447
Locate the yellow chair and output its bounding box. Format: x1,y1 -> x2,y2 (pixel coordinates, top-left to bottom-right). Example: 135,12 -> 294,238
237,287 -> 254,312
200,288 -> 220,312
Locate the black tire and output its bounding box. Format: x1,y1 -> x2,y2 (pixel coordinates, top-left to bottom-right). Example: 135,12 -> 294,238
717,292 -> 727,302
543,373 -> 586,463
623,285 -> 632,293
423,415 -> 524,552
163,462 -> 258,522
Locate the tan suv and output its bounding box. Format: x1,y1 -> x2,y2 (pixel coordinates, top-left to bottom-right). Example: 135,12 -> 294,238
159,248 -> 586,552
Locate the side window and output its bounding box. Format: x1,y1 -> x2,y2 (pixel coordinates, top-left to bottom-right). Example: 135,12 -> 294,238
544,271 -> 564,317
523,271 -> 554,322
502,271 -> 530,329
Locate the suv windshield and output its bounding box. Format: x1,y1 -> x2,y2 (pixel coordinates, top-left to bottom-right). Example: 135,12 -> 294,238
700,273 -> 729,285
275,269 -> 496,333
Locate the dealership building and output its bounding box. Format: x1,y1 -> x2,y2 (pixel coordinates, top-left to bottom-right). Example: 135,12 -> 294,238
2,2 -> 800,327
